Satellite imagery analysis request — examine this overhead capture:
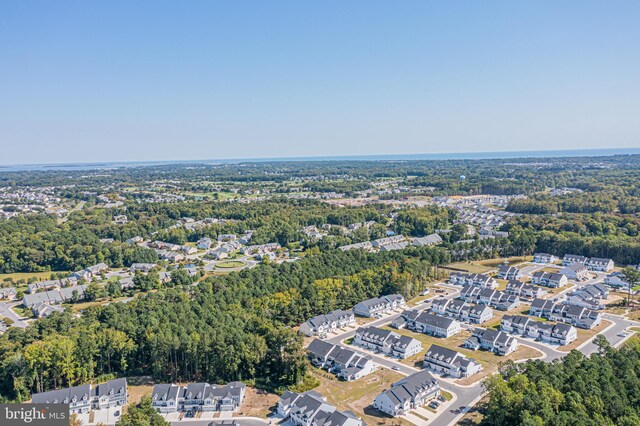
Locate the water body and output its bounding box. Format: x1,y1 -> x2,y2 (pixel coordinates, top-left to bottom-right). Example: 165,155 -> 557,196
1,147 -> 639,172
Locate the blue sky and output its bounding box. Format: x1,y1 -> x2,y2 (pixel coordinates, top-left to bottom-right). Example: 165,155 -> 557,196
1,1 -> 639,165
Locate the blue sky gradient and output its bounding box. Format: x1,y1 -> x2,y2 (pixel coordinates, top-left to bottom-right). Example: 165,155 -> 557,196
1,1 -> 639,164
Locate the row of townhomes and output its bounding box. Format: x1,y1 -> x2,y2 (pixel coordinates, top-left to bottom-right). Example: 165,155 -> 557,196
497,264 -> 522,280
307,339 -> 375,381
560,263 -> 590,281
448,272 -> 498,289
353,326 -> 423,359
562,254 -> 615,272
533,253 -> 559,264
505,281 -> 548,300
151,382 -> 246,413
423,344 -> 482,378
22,284 -> 88,308
352,294 -> 406,318
459,286 -> 521,311
277,390 -> 364,426
401,310 -> 462,338
299,309 -> 356,337
32,378 -> 127,415
566,284 -> 609,310
531,271 -> 569,288
373,371 -> 441,417
529,298 -> 602,329
429,297 -> 494,324
339,241 -> 373,252
501,315 -> 578,345
464,328 -> 519,355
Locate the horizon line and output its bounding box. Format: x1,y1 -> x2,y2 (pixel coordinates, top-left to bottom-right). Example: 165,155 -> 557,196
2,146 -> 640,170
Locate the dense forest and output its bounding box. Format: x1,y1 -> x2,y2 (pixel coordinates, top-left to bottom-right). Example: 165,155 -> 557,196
0,247 -> 449,401
481,337 -> 640,426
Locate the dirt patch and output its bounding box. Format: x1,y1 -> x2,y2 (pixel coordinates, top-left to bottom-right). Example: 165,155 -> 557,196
559,319 -> 613,351
236,387 -> 279,418
309,367 -> 412,425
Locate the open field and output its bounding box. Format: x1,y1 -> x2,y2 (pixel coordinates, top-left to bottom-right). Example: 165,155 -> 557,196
378,326 -> 543,385
236,388 -> 280,418
472,256 -> 532,268
0,271 -> 69,283
443,263 -> 492,274
216,260 -> 247,268
559,319 -> 612,351
308,366 -> 412,425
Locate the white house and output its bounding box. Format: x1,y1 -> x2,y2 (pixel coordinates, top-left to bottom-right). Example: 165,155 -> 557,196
373,371 -> 440,417
423,344 -> 482,378
560,263 -> 589,281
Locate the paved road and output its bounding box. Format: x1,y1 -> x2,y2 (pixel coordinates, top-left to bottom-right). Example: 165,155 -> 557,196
171,419 -> 268,426
323,278 -> 640,426
0,301 -> 29,328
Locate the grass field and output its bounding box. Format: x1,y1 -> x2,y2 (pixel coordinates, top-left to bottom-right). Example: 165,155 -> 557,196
378,326 -> 542,385
215,260 -> 247,268
559,319 -> 612,351
0,271 -> 69,283
308,367 -> 412,425
444,263 -> 493,274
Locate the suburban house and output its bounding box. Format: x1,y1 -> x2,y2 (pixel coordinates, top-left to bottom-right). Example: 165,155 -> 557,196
352,294 -> 406,318
604,271 -> 631,290
299,310 -> 356,337
339,241 -> 373,252
448,273 -> 498,289
373,371 -> 441,417
70,263 -> 109,281
560,263 -> 590,281
586,257 -> 615,272
197,238 -> 214,249
566,284 -> 608,310
464,328 -> 518,355
354,326 -> 422,359
27,278 -> 75,294
501,315 -> 577,345
412,234 -> 443,247
530,298 -> 602,329
372,235 -> 406,248
423,344 -> 482,378
531,271 -> 568,288
460,287 -> 521,311
151,384 -> 182,413
529,298 -> 558,318
130,263 -> 157,273
497,264 -> 522,281
533,253 -> 558,264
549,304 -> 602,329
562,254 -> 588,267
405,311 -> 462,338
429,298 -> 494,324
31,301 -> 65,318
22,284 -> 88,308
92,378 -> 128,410
277,390 -> 364,426
307,339 -> 375,381
151,382 -> 246,413
32,378 -> 127,415
0,287 -> 17,300
505,281 -> 547,300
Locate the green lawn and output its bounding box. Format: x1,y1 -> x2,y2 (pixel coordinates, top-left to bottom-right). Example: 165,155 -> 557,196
1,271 -> 70,283
216,260 -> 247,268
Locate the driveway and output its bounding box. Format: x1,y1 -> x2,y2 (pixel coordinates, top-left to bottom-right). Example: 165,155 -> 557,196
0,301 -> 29,328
